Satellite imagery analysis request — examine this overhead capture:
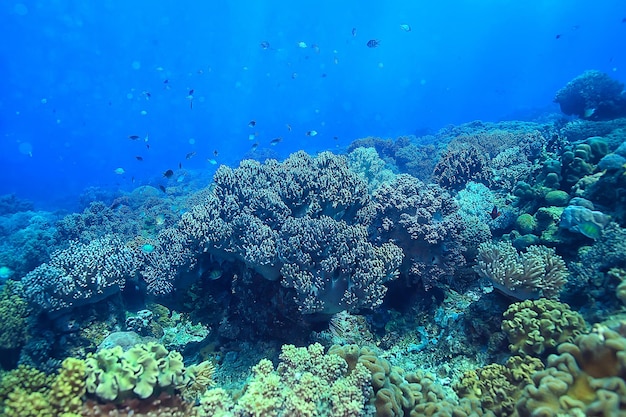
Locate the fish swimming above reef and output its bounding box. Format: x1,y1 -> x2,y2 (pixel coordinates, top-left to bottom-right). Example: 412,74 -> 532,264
270,137 -> 282,145
113,168 -> 125,175
248,120 -> 256,128
128,135 -> 141,140
399,24 -> 411,32
163,169 -> 174,179
260,41 -> 271,49
367,39 -> 380,48
135,156 -> 144,161
185,151 -> 196,160
306,130 -> 318,137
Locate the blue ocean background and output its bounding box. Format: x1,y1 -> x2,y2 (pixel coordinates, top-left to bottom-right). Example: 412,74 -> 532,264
2,0 -> 624,209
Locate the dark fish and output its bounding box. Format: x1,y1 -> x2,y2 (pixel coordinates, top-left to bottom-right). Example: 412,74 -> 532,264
489,206 -> 501,220
131,176 -> 135,183
248,120 -> 256,128
128,135 -> 141,140
251,143 -> 258,151
135,156 -> 144,161
163,169 -> 174,179
179,162 -> 182,169
333,136 -> 339,140
367,39 -> 380,48
555,34 -> 561,39
260,41 -> 271,49
188,89 -> 194,96
286,124 -> 292,132
185,151 -> 196,160
351,28 -> 357,37
146,144 -> 150,150
213,150 -> 219,157
159,185 -> 167,193
163,79 -> 169,84
270,137 -> 282,145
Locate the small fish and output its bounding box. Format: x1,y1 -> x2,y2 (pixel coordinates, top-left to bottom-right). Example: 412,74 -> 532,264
135,156 -> 144,161
131,176 -> 135,183
351,27 -> 357,37
188,89 -> 194,96
207,158 -> 217,165
251,143 -> 258,151
179,162 -> 182,169
489,206 -> 501,220
159,185 -> 167,193
334,56 -> 339,65
399,24 -> 411,32
367,39 -> 380,48
291,72 -> 298,79
311,44 -> 320,53
306,130 -> 318,137
163,79 -> 169,84
163,169 -> 174,179
270,137 -> 282,145
128,135 -> 141,140
114,168 -> 125,175
142,91 -> 151,100
248,120 -> 256,128
146,144 -> 150,150
213,150 -> 219,157
185,151 -> 196,160
286,124 -> 292,132
333,136 -> 339,140
297,41 -> 307,48
260,41 -> 271,49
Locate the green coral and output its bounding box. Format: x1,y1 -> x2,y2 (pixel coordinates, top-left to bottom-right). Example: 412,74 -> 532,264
2,357 -> 85,417
455,355 -> 544,416
85,342 -> 189,401
0,280 -> 30,350
501,299 -> 587,357
198,343 -> 373,417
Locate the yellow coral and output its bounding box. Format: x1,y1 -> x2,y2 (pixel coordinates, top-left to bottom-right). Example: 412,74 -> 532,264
502,299 -> 586,356
515,326 -> 626,415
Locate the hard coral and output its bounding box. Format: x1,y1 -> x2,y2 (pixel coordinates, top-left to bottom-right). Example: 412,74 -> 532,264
198,343 -> 373,417
554,70 -> 626,120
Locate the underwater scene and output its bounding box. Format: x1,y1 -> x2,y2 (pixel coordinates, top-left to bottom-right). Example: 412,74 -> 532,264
2,1 -> 626,416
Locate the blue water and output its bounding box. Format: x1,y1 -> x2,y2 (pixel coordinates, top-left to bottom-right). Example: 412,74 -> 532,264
2,0 -> 624,210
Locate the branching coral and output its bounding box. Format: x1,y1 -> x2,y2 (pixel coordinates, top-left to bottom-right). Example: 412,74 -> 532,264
475,241 -> 568,300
